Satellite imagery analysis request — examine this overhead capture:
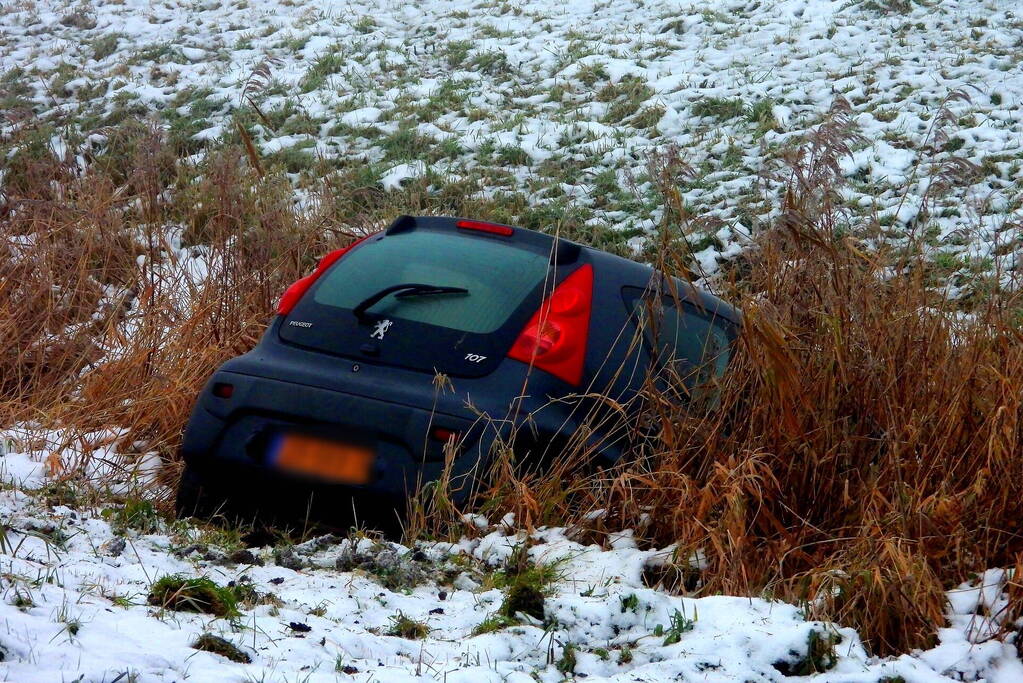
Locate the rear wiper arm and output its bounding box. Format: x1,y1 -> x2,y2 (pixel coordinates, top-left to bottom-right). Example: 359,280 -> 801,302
352,283 -> 469,322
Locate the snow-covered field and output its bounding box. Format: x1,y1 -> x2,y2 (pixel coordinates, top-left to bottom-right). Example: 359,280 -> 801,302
4,0 -> 1023,680
0,444 -> 1021,682
3,0 -> 1023,292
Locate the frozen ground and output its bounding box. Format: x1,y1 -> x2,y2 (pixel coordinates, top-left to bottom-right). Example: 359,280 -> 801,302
4,1 -> 1023,680
2,0 -> 1023,295
0,439 -> 1021,682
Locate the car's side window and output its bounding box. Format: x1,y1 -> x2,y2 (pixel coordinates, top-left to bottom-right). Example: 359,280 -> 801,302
654,302 -> 731,381
627,290 -> 735,399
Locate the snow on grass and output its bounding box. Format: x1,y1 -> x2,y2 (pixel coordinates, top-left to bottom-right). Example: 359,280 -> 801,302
0,445 -> 1021,682
2,0 -> 1023,295
4,0 -> 1023,679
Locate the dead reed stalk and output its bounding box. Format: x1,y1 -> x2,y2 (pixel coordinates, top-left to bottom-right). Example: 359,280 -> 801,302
3,104 -> 1022,655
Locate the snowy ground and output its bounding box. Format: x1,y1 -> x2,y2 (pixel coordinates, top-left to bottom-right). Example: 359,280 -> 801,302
0,441 -> 1021,682
3,0 -> 1023,294
4,0 -> 1023,680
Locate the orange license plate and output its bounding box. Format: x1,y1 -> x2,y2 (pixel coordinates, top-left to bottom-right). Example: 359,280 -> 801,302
271,434 -> 374,484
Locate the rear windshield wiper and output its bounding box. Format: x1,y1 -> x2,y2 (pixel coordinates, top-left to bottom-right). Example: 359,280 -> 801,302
352,283 -> 469,322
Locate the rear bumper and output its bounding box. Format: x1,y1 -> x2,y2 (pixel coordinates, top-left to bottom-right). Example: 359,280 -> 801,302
180,371 -> 498,507
180,456 -> 410,532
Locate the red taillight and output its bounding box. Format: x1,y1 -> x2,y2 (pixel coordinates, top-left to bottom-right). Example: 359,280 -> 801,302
456,219 -> 514,237
212,382 -> 234,399
507,264 -> 593,386
277,235 -> 373,315
277,273 -> 317,316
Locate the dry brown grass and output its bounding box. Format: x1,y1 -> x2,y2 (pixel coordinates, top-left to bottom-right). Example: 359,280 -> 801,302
414,101 -> 1023,655
3,107 -> 1022,656
1,122 -> 351,488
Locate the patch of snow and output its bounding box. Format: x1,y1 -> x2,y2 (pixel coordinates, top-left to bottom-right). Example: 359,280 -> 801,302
381,161 -> 427,191
0,445 -> 1018,682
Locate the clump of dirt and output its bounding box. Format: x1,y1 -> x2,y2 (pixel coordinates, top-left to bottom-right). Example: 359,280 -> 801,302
501,580 -> 545,621
191,633 -> 251,663
335,543 -> 429,591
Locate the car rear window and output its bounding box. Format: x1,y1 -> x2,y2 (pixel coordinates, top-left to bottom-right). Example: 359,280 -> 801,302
311,230 -> 551,334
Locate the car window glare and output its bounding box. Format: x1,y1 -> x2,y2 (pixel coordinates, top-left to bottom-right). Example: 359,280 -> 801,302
310,231 -> 550,334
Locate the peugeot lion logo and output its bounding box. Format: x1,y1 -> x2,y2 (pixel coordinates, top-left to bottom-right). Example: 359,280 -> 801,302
371,319 -> 393,340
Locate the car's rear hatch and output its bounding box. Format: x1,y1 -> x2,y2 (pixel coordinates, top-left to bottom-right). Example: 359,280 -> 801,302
278,217 -> 578,378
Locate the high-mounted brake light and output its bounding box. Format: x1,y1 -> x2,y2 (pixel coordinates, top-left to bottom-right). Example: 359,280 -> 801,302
456,219 -> 514,237
507,264 -> 593,386
277,234 -> 373,315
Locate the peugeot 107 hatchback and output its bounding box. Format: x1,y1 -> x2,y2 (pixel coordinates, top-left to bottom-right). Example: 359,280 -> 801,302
176,215 -> 740,527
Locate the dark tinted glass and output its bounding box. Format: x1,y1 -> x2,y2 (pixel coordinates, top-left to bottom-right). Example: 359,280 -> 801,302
632,295 -> 735,387
312,231 -> 550,334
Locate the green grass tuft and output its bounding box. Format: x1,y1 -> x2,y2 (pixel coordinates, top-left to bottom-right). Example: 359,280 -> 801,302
691,96 -> 746,121
386,612 -> 429,639
556,643 -> 577,674
147,575 -> 239,617
106,498 -> 163,534
471,613 -> 516,635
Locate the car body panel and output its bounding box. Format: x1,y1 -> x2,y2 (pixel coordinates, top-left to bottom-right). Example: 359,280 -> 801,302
178,215 -> 740,525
